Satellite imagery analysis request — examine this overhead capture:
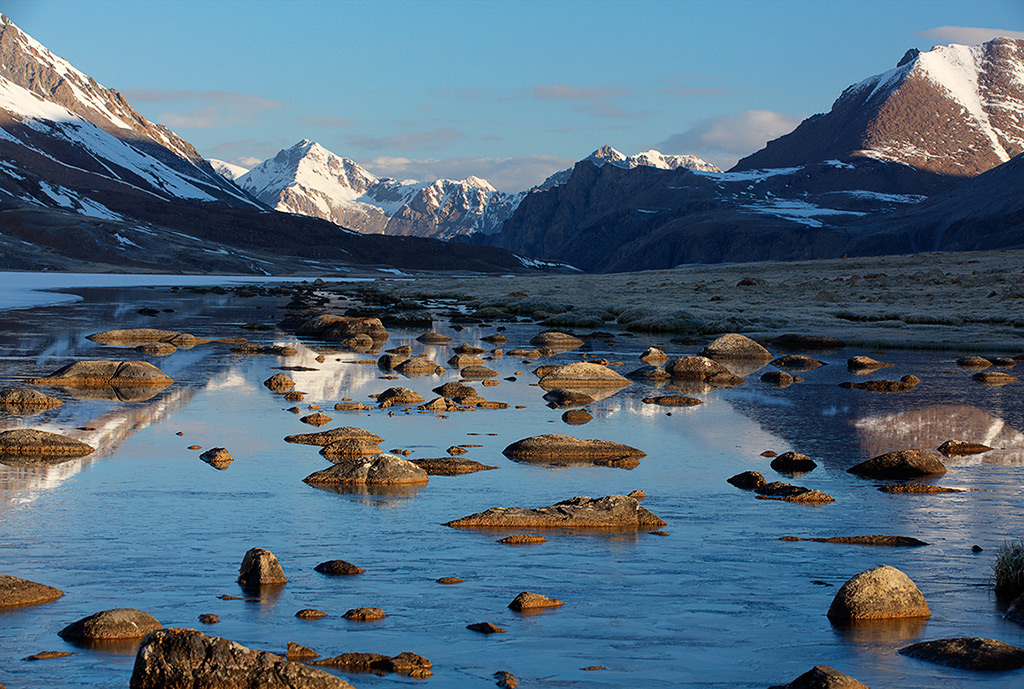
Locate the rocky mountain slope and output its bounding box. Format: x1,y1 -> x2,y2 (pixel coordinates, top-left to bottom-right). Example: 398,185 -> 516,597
734,37 -> 1024,176
0,15 -> 531,274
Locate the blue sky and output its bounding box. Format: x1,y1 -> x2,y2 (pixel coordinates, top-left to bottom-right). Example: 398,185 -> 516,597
8,0 -> 1024,190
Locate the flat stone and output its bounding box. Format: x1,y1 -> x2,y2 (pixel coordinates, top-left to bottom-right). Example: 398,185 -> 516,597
530,331 -> 583,348
974,371 -> 1019,385
937,440 -> 993,456
31,360 -> 174,388
467,622 -> 506,634
497,534 -> 548,544
847,356 -> 893,372
0,430 -> 94,463
503,434 -> 645,460
641,395 -> 703,407
284,427 -> 383,447
303,453 -> 429,486
436,577 -> 465,584
779,535 -> 928,546
877,484 -> 963,494
0,388 -> 63,411
538,362 -> 630,388
410,457 -> 499,475
314,560 -> 365,576
900,637 -> 1024,671
343,606 -> 385,621
445,494 -> 666,530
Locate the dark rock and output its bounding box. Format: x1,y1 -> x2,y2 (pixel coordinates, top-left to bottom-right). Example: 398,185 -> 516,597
237,548 -> 287,586
495,670 -> 519,689
343,606 -> 385,621
467,622 -> 506,634
761,370 -> 795,387
543,389 -> 594,408
59,608 -> 161,642
626,365 -> 672,380
416,331 -> 451,343
199,447 -> 233,470
314,560 -> 365,576
410,457 -> 499,475
779,535 -> 928,546
701,333 -> 772,360
848,449 -> 946,478
827,565 -> 929,621
770,354 -> 826,371
128,628 -> 352,688
846,356 -> 893,372
230,343 -> 298,356
445,494 -> 666,530
197,614 -> 219,624
771,452 -> 818,474
937,440 -> 992,456
900,637 -> 1024,671
562,409 -> 593,425
642,395 -> 703,407
754,482 -> 834,503
767,664 -> 869,689
727,471 -> 766,490
300,413 -> 332,427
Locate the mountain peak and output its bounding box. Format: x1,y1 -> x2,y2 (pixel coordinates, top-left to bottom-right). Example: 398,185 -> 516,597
733,36 -> 1024,176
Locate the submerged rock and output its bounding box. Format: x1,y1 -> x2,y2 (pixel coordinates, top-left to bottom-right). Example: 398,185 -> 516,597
309,651 -> 432,678
498,534 -> 548,544
840,375 -> 919,392
444,494 -> 666,530
303,453 -> 429,486
543,389 -> 594,408
877,484 -> 963,494
827,565 -> 929,622
0,574 -> 64,608
848,450 -> 946,479
973,371 -> 1019,385
411,457 -> 499,475
129,628 -> 353,688
237,548 -> 287,587
627,365 -> 672,381
761,370 -> 795,387
899,637 -> 1024,671
60,608 -> 161,642
779,535 -> 928,547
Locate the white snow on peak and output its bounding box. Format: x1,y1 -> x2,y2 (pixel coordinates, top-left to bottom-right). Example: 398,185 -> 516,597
207,158 -> 250,180
914,42 -> 1012,162
585,145 -> 721,173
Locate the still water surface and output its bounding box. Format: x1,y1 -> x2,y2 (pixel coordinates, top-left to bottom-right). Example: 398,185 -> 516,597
0,281 -> 1022,688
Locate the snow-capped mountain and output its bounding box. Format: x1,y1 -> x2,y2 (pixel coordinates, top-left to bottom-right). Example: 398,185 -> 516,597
208,158 -> 250,181
237,139 -> 522,239
538,145 -> 719,188
0,14 -> 257,213
735,37 -> 1024,176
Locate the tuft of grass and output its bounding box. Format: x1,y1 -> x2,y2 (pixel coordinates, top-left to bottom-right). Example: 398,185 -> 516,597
992,541 -> 1024,597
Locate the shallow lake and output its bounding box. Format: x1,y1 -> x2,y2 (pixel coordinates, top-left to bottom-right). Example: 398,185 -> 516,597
1,279 -> 1022,688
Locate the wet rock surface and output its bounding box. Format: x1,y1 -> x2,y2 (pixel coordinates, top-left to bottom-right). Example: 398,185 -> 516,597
31,360 -> 174,388
0,388 -> 63,411
199,447 -> 234,470
502,434 -> 645,460
303,453 -> 429,485
284,427 -> 383,447
128,628 -> 353,688
779,535 -> 928,547
848,450 -> 947,478
411,457 -> 499,475
700,333 -> 773,360
0,574 -> 64,608
237,548 -> 287,587
60,608 -> 161,642
0,429 -> 94,463
508,591 -> 564,611
314,560 -> 365,576
767,664 -> 869,689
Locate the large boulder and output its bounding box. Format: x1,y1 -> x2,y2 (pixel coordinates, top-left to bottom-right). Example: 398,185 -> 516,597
199,448 -> 233,470
700,333 -> 772,360
284,427 -> 383,447
847,450 -> 946,479
665,356 -> 730,379
297,314 -> 388,341
444,494 -> 666,530
237,548 -> 287,586
0,429 -> 94,465
447,353 -> 484,368
826,565 -> 929,622
503,434 -> 644,460
30,360 -> 173,387
59,608 -> 161,642
0,574 -> 64,608
899,637 -> 1024,671
263,373 -> 295,392
538,362 -> 630,388
129,628 -> 354,688
768,664 -> 868,689
303,453 -> 429,486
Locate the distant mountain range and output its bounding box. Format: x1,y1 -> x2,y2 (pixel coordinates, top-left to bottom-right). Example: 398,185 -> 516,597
0,12 -> 1020,274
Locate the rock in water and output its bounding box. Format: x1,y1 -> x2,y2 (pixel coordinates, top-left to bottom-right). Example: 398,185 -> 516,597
129,628 -> 354,688
827,565 -> 929,622
700,333 -> 773,360
0,429 -> 94,464
537,362 -> 630,388
59,608 -> 161,641
199,447 -> 233,470
31,360 -> 173,387
444,494 -> 666,530
303,453 -> 429,486
937,440 -> 992,457
0,388 -> 63,411
314,560 -> 365,576
237,548 -> 287,586
0,574 -> 64,608
508,591 -> 563,611
284,427 -> 383,446
899,637 -> 1024,671
665,356 -> 730,379
848,450 -> 946,478
263,373 -> 295,392
502,434 -> 644,460
768,664 -> 869,689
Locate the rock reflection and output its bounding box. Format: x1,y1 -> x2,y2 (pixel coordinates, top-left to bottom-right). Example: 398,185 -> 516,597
830,616 -> 929,653
305,482 -> 426,500
854,404 -> 1024,464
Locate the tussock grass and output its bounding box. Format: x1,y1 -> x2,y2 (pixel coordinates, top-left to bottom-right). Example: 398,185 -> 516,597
992,541 -> 1024,597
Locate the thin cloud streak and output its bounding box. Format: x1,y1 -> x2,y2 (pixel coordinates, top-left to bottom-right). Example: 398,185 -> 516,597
916,26 -> 1024,43
123,89 -> 288,129
347,128 -> 466,152
657,110 -> 805,170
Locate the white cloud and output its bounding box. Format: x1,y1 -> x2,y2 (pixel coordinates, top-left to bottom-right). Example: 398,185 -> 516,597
359,155 -> 575,193
656,110 -> 805,170
122,89 -> 287,129
916,26 -> 1024,44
